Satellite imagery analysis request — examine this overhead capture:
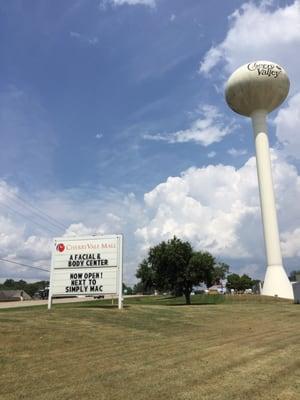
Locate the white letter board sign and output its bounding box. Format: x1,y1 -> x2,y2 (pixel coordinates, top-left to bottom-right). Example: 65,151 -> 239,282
48,234 -> 123,309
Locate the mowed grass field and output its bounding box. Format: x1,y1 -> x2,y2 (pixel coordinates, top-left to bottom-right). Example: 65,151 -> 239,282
0,295 -> 299,400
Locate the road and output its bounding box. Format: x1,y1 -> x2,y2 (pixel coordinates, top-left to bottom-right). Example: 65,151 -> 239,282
0,297 -> 99,309
0,295 -> 141,309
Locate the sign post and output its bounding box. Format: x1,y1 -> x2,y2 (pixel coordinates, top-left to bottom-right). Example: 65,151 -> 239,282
118,234 -> 123,310
48,234 -> 123,310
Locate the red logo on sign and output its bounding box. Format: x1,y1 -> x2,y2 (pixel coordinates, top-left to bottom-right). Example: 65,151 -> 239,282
56,243 -> 65,252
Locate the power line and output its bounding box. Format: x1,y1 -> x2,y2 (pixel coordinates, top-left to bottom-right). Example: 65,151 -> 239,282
0,200 -> 59,235
0,257 -> 50,273
11,191 -> 68,230
3,191 -> 68,232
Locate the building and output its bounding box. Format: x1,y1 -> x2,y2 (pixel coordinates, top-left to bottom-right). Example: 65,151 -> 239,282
292,282 -> 300,303
0,290 -> 32,302
208,285 -> 226,294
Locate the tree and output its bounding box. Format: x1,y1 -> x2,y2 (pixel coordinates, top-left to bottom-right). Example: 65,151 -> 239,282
148,237 -> 194,303
226,273 -> 254,292
132,282 -> 146,294
239,274 -> 255,291
187,251 -> 216,290
3,279 -> 16,287
211,262 -> 230,285
226,273 -> 240,292
289,270 -> 300,282
135,258 -> 155,294
122,283 -> 133,295
136,237 -> 221,305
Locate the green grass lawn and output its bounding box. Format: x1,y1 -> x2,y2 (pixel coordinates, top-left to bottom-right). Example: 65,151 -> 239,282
0,295 -> 299,400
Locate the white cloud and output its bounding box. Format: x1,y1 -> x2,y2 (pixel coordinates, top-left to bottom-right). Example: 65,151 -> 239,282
143,105 -> 233,146
143,133 -> 167,141
136,159 -> 260,258
281,228 -> 300,258
15,236 -> 52,263
207,151 -> 217,158
103,0 -> 156,8
70,31 -> 98,46
70,31 -> 81,38
96,133 -> 103,139
200,47 -> 223,76
0,181 -> 53,279
199,0 -> 300,92
87,37 -> 99,45
136,150 -> 300,276
63,223 -> 98,237
0,216 -> 52,280
0,182 -> 26,259
238,263 -> 261,277
274,92 -> 300,159
227,148 -> 248,157
0,216 -> 25,258
63,214 -> 122,237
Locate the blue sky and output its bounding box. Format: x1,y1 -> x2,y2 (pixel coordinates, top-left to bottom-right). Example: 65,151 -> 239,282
1,0 -> 300,285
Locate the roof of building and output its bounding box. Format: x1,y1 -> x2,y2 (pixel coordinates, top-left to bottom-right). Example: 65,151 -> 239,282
0,290 -> 32,300
208,285 -> 224,290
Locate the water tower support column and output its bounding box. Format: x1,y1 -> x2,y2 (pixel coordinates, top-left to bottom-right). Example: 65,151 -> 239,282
251,110 -> 294,299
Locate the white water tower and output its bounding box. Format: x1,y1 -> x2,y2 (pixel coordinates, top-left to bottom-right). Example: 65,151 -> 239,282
225,61 -> 294,299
